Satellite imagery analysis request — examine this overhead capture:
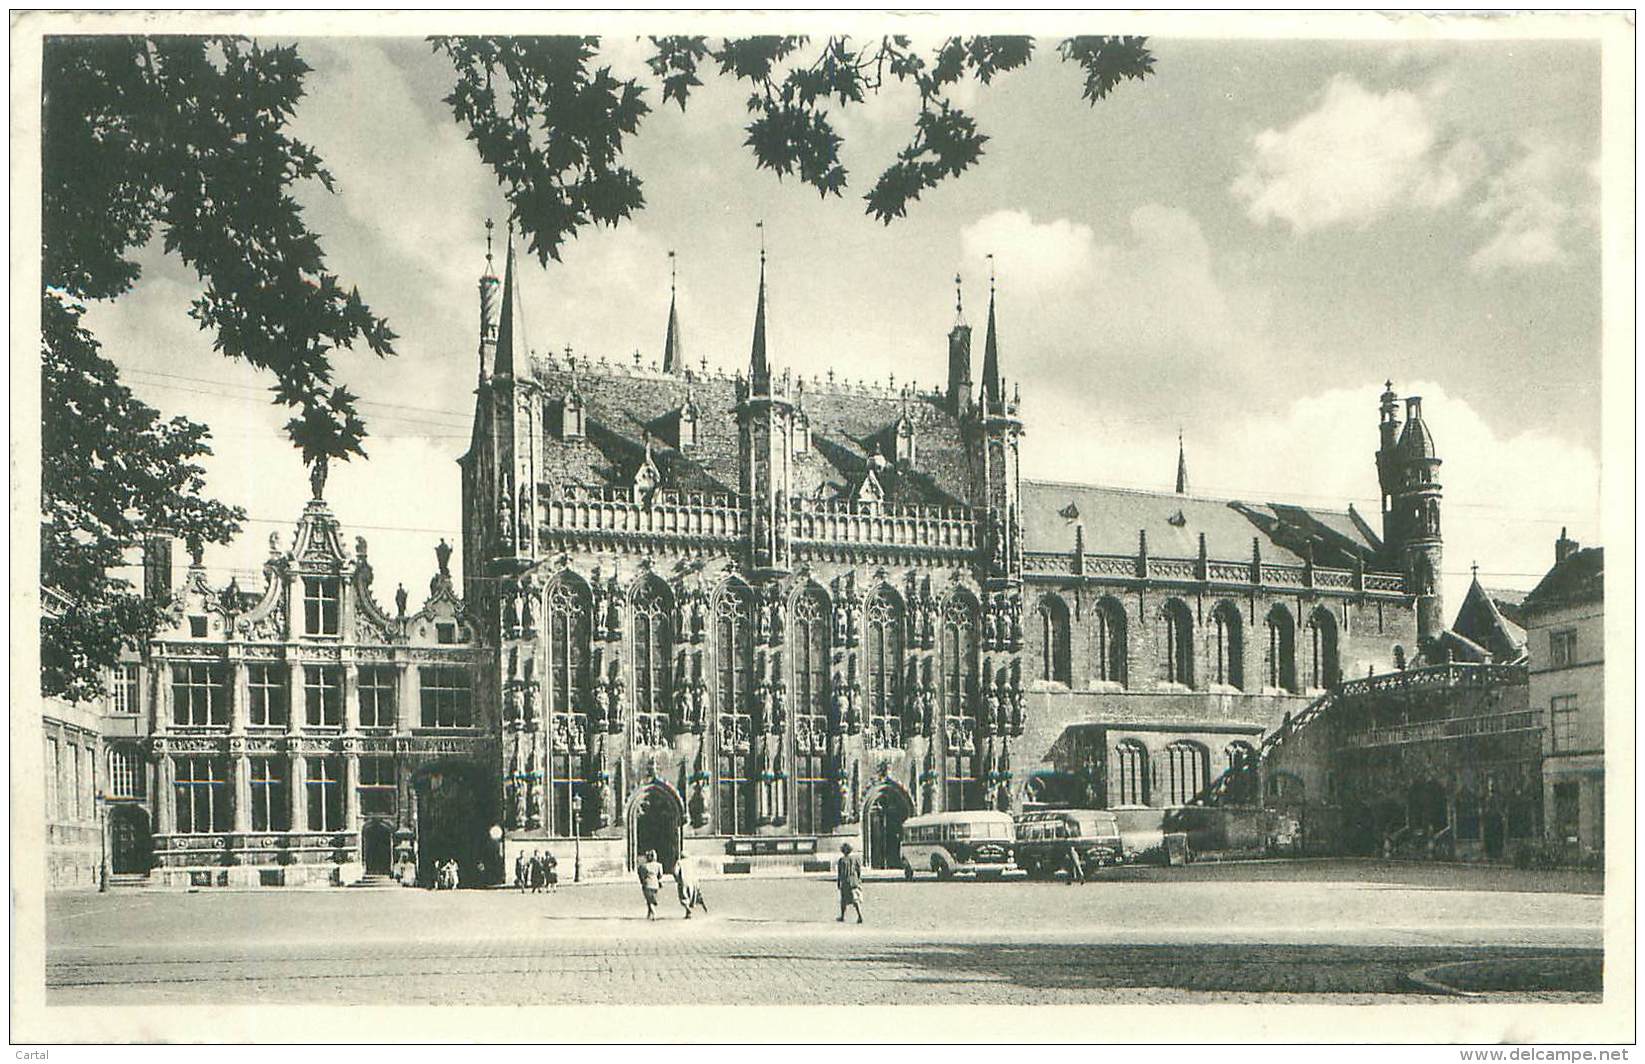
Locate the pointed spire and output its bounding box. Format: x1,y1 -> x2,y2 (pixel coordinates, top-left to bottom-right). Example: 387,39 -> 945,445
980,255 -> 1001,413
1175,431 -> 1189,495
749,223 -> 770,392
493,224 -> 528,379
954,272 -> 966,327
662,250 -> 683,375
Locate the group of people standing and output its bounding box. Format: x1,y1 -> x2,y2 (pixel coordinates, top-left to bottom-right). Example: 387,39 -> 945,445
514,849 -> 559,893
432,859 -> 461,890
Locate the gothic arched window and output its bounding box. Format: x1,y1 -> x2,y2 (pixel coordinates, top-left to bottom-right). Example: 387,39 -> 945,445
1112,739 -> 1149,806
1306,607 -> 1340,691
1164,740 -> 1208,806
1158,598 -> 1194,688
546,577 -> 590,715
791,587 -> 831,834
864,587 -> 904,745
1038,594 -> 1071,685
631,576 -> 674,745
714,584 -> 755,834
1265,605 -> 1298,693
1212,601 -> 1244,690
940,591 -> 981,810
1094,597 -> 1127,686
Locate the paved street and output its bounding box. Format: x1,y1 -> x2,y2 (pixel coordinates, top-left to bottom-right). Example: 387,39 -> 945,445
46,860 -> 1603,1006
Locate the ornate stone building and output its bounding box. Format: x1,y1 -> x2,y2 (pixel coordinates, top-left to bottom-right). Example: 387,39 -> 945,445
460,233 -> 1442,876
101,476 -> 490,888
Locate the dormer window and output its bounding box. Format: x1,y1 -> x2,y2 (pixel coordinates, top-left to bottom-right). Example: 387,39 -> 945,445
562,390 -> 585,440
894,412 -> 915,466
188,616 -> 208,638
678,402 -> 699,450
436,622 -> 456,645
303,577 -> 340,636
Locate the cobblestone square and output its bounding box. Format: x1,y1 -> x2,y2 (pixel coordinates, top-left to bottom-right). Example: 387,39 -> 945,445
46,860 -> 1603,1006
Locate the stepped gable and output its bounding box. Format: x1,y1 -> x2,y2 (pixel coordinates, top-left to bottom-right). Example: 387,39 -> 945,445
793,387 -> 970,506
1020,480 -> 1379,567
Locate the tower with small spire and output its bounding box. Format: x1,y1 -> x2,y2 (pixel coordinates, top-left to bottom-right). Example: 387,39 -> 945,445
1175,432 -> 1189,495
946,273 -> 973,416
1376,383 -> 1444,643
735,231 -> 795,573
662,251 -> 684,376
977,260 -> 1024,582
460,223 -> 543,617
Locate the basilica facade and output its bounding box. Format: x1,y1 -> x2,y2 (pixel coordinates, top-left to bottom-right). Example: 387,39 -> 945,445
460,236 -> 1443,877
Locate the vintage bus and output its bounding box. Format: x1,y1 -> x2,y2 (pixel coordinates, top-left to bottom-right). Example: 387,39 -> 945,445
898,810 -> 1019,880
1013,808 -> 1126,878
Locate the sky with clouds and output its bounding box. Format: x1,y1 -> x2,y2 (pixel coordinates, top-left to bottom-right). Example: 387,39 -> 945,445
79,32 -> 1605,619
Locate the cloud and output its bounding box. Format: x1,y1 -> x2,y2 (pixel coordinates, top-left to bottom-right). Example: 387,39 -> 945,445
1025,377 -> 1602,615
959,209 -> 1097,291
1469,135 -> 1594,273
1232,74 -> 1484,233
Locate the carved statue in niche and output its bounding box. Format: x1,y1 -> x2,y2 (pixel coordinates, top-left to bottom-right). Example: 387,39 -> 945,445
435,538 -> 452,577
605,671 -> 625,733
513,779 -> 528,829
518,487 -> 532,547
519,590 -> 536,635
503,683 -> 521,726
498,490 -> 515,547
521,674 -> 537,728
604,574 -> 622,638
918,683 -> 936,737
590,674 -> 610,732
831,681 -> 849,735
990,512 -> 1007,569
1007,596 -> 1023,647
526,778 -> 543,828
771,682 -> 787,733
755,679 -> 774,733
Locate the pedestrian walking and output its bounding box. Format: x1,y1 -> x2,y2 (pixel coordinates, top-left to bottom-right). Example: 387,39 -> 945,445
673,859 -> 708,918
835,842 -> 864,924
637,849 -> 665,920
1064,842 -> 1086,885
528,850 -> 544,893
543,850 -> 560,892
514,852 -> 528,892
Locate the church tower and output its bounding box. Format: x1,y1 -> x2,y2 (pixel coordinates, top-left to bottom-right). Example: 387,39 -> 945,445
735,244 -> 794,574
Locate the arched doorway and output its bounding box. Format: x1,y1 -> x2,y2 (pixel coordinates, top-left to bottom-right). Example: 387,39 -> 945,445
109,805 -> 151,875
362,819 -> 394,875
414,761 -> 490,887
864,785 -> 913,870
629,785 -> 683,870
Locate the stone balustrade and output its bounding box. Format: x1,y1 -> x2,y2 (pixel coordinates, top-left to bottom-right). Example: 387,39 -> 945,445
1340,708 -> 1543,749
789,499 -> 977,553
1023,549 -> 1407,598
539,489 -> 744,542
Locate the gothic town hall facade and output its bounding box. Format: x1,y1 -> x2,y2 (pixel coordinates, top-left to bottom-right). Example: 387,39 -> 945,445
457,235 -> 1443,880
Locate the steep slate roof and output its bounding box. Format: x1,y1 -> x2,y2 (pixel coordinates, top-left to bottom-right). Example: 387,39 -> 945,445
1020,481 -> 1379,568
1451,577 -> 1528,662
1521,546 -> 1604,614
529,363 -> 973,507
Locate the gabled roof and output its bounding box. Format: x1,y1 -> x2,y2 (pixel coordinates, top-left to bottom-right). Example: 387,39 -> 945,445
529,363 -> 974,506
1522,546 -> 1604,614
1451,577 -> 1528,663
1020,481 -> 1379,568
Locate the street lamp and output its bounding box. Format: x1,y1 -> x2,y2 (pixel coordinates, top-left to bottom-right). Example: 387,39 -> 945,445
487,823 -> 503,887
570,794 -> 583,883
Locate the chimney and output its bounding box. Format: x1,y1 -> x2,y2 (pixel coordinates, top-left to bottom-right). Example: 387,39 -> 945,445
143,535 -> 174,601
1555,526 -> 1580,564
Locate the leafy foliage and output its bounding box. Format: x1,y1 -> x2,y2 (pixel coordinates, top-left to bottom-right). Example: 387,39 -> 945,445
436,34 -> 1156,260
40,293 -> 245,701
42,34 -> 396,464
